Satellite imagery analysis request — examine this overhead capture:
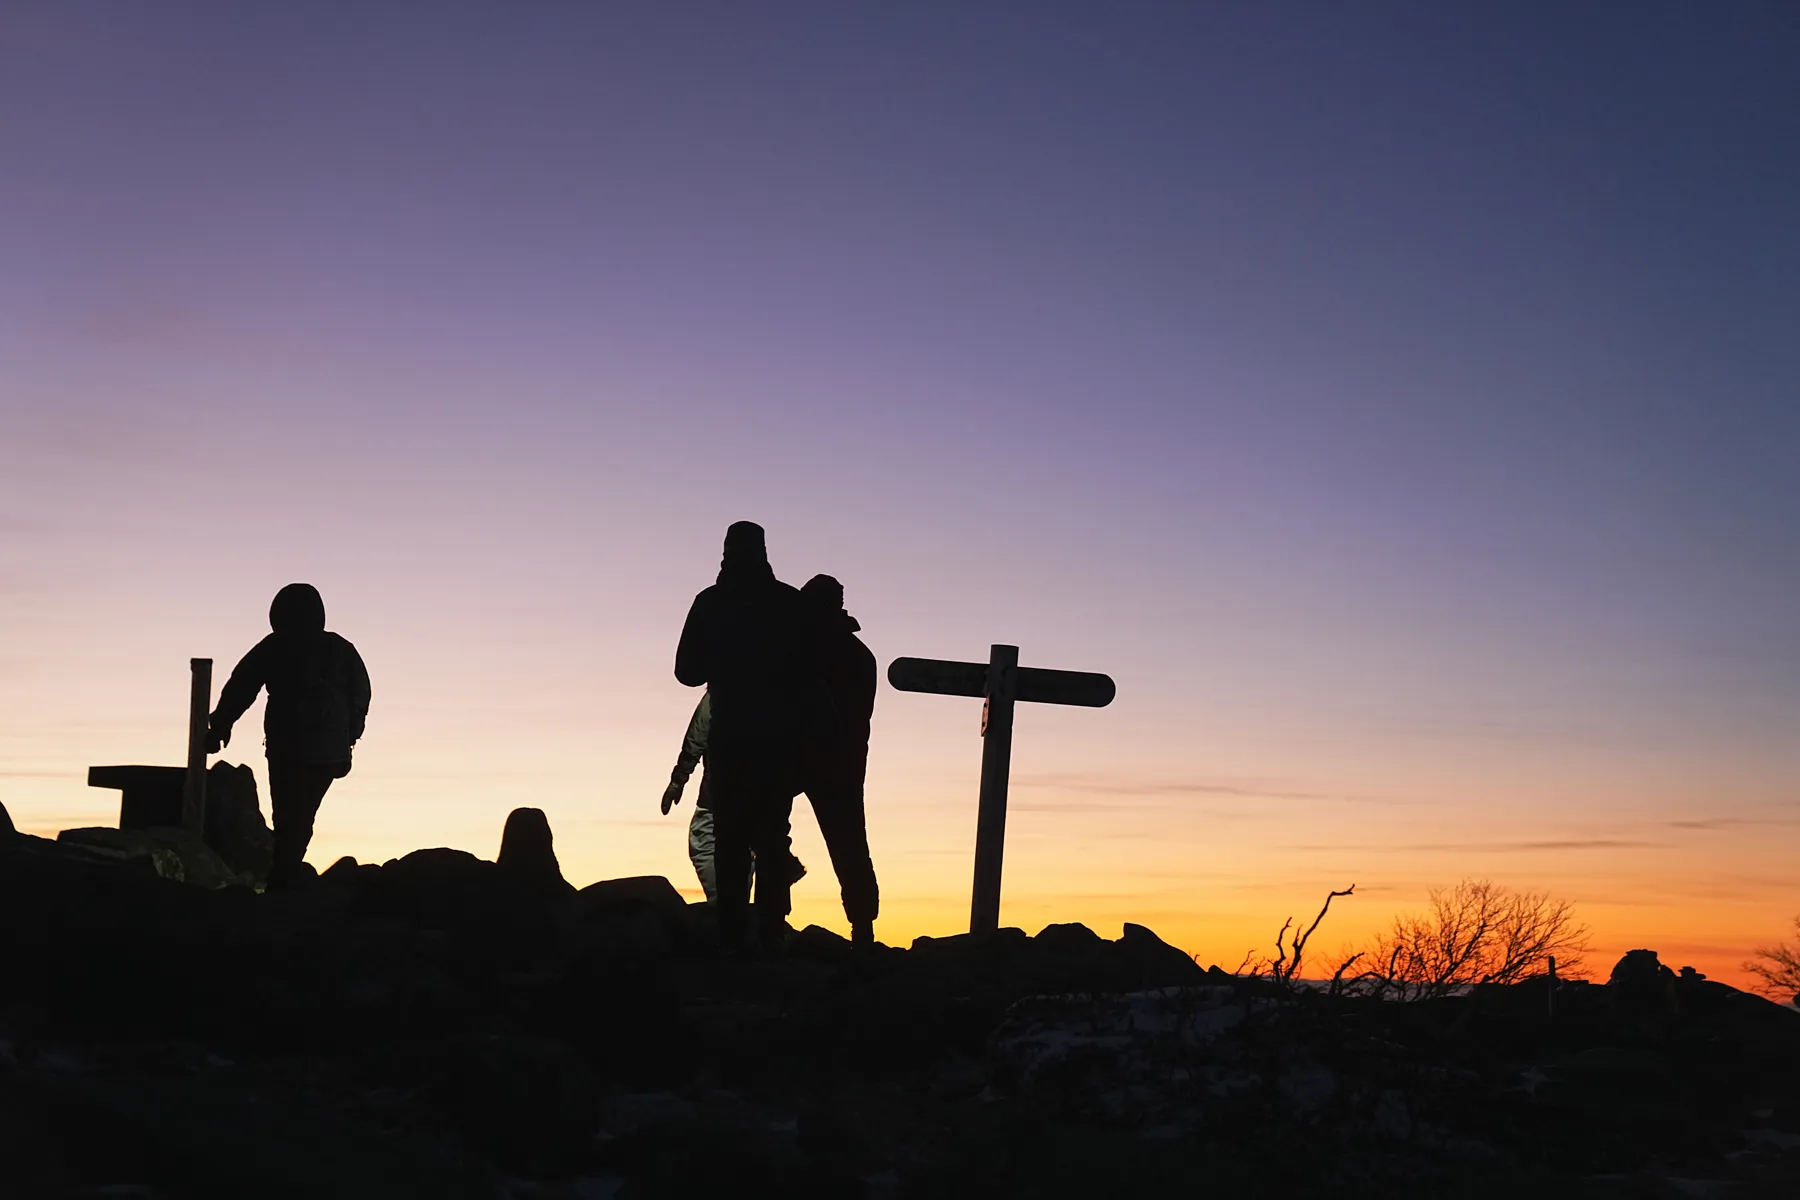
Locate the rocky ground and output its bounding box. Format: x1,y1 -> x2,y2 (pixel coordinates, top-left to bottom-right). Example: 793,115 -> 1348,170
3,815 -> 1798,1199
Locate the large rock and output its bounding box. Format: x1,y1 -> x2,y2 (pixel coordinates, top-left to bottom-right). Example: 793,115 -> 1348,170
0,798 -> 14,838
1608,948 -> 1676,990
54,826 -> 250,889
352,848 -> 501,928
1028,921 -> 1122,980
577,875 -> 687,931
1119,923 -> 1206,986
495,806 -> 573,895
203,761 -> 273,880
1607,948 -> 1680,1018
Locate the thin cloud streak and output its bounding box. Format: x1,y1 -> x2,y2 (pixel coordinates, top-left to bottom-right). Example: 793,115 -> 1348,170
1014,772 -> 1403,804
1284,839 -> 1664,853
1665,817 -> 1800,831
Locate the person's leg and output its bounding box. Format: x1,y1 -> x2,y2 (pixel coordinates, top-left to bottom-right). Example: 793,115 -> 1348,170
267,760 -> 334,888
747,773 -> 797,949
808,770 -> 879,939
707,760 -> 755,953
688,804 -> 718,904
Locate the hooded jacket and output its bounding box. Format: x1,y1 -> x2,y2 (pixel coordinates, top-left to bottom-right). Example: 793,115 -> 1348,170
674,523 -> 829,759
800,575 -> 876,753
213,584 -> 372,765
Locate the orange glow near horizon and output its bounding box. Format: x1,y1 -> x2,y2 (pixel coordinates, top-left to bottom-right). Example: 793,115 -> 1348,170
6,649 -> 1791,994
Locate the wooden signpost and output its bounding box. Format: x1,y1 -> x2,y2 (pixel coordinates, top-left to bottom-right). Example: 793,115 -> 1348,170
183,658 -> 212,833
888,645 -> 1115,935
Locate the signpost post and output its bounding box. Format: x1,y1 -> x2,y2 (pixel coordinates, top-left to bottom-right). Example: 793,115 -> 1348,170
888,645 -> 1115,935
182,658 -> 212,834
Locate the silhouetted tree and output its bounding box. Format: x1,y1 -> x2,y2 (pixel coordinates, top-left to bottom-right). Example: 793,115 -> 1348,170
1743,915 -> 1800,1004
1344,879 -> 1590,1001
1241,884 -> 1356,991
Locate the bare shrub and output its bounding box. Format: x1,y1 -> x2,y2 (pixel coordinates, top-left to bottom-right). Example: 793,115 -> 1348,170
1743,915 -> 1800,1004
1346,879 -> 1590,1001
1241,884 -> 1355,990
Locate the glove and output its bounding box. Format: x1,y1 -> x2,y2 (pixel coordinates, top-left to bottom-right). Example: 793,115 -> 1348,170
206,717 -> 232,755
661,779 -> 684,815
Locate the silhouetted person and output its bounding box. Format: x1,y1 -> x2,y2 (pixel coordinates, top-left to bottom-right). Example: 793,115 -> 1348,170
208,583 -> 370,889
662,691 -> 803,903
797,574 -> 880,948
675,522 -> 823,952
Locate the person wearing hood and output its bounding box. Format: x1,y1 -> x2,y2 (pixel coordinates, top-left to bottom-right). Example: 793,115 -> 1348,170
675,522 -> 821,951
797,574 -> 880,948
208,583 -> 371,888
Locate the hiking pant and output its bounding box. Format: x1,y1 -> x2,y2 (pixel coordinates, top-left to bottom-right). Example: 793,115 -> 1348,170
707,744 -> 798,949
803,751 -> 878,926
266,758 -> 339,887
687,804 -> 720,904
689,804 -> 796,906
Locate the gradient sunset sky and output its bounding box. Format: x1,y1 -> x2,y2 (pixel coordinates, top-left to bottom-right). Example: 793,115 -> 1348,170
3,3 -> 1795,984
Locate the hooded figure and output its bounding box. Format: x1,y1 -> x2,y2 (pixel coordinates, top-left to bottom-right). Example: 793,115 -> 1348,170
797,574 -> 880,947
674,523 -> 821,950
210,583 -> 371,887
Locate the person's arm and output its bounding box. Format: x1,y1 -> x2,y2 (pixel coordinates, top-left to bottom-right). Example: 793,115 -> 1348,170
671,694 -> 710,785
663,694 -> 709,813
208,638 -> 272,751
674,593 -> 712,687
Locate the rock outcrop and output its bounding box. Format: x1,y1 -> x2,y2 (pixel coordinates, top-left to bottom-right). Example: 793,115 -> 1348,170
202,760 -> 274,879
495,805 -> 573,895
3,823 -> 1797,1197
54,824 -> 250,889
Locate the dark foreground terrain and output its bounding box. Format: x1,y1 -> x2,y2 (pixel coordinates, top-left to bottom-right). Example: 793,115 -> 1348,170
3,822 -> 1798,1199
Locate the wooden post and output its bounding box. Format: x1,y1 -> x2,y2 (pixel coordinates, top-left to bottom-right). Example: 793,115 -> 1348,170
970,644 -> 1018,935
183,657 -> 212,833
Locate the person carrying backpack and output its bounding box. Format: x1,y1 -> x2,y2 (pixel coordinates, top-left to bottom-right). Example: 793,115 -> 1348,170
208,583 -> 370,888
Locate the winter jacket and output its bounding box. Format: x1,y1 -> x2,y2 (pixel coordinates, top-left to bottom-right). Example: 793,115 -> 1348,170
214,631 -> 371,764
675,566 -> 830,759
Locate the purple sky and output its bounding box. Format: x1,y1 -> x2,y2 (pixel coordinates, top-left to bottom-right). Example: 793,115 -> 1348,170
3,3 -> 1796,975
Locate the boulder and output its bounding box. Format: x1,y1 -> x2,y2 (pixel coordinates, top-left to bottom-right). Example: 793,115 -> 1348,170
1119,923 -> 1205,986
352,848 -> 504,929
577,876 -> 688,937
1607,948 -> 1681,1019
0,798 -> 14,838
1029,921 -> 1119,978
383,847 -> 493,883
1608,948 -> 1675,990
495,806 -> 573,895
790,923 -> 853,964
321,855 -> 381,887
1034,921 -> 1105,951
54,826 -> 250,889
202,761 -> 273,879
